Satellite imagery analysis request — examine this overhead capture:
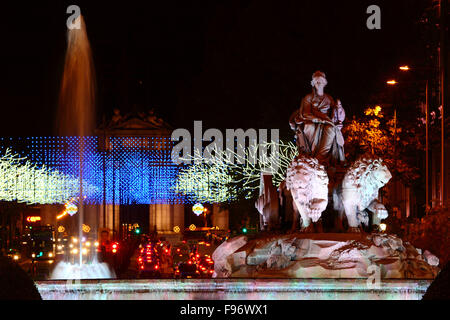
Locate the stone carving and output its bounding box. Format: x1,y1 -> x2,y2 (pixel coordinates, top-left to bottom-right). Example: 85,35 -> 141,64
289,71 -> 345,165
228,69 -> 441,280
111,108 -> 124,125
101,107 -> 171,131
285,155 -> 329,232
423,250 -> 440,267
278,180 -> 300,231
138,109 -> 166,128
211,235 -> 248,278
255,174 -> 280,231
215,233 -> 439,279
337,156 -> 392,232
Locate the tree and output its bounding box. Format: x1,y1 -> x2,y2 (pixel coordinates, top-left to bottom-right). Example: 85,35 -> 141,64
343,105 -> 421,185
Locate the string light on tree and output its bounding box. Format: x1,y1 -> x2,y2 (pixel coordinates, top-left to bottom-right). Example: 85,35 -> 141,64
174,141 -> 298,202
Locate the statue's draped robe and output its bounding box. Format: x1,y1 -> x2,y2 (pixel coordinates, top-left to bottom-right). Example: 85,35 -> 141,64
289,92 -> 345,165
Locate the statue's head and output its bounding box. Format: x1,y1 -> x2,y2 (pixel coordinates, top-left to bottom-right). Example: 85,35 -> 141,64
370,160 -> 392,189
311,71 -> 327,92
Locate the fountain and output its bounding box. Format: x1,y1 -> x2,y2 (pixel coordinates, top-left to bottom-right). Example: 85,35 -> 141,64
50,14 -> 114,280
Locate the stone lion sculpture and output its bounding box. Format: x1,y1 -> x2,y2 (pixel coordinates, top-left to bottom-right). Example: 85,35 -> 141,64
337,156 -> 392,232
285,155 -> 329,232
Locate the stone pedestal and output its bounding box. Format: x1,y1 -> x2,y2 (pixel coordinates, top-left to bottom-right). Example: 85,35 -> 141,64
100,204 -> 120,238
212,232 -> 440,280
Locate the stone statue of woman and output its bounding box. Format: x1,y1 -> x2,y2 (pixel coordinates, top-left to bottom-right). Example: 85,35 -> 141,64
289,71 -> 345,166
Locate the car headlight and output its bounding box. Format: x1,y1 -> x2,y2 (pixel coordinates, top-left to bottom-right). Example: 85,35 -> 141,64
13,255 -> 19,260
48,252 -> 53,258
31,253 -> 36,258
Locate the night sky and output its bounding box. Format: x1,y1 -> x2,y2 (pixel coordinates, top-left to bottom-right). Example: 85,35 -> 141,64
0,0 -> 429,138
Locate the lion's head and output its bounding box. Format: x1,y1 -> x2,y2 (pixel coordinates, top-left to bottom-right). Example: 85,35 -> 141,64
342,156 -> 392,210
285,155 -> 328,222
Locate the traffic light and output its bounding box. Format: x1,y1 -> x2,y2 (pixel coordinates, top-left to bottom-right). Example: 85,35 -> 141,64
242,227 -> 247,234
135,228 -> 141,234
112,242 -> 119,253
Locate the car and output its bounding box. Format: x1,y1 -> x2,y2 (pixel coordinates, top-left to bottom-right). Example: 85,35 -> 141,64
172,243 -> 190,265
30,226 -> 55,260
197,255 -> 215,277
137,242 -> 161,278
175,260 -> 200,279
7,249 -> 21,262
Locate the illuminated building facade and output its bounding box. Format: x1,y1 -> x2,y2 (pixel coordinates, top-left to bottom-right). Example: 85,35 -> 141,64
0,111 -> 229,240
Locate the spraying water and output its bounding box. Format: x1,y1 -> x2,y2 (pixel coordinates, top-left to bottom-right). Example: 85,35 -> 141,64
57,14 -> 95,137
51,14 -> 113,280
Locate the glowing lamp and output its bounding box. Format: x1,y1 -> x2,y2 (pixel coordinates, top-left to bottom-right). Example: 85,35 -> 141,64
399,65 -> 410,71
26,216 -> 41,223
379,223 -> 387,232
173,226 -> 180,233
57,226 -> 65,233
386,80 -> 397,85
192,203 -> 204,216
189,224 -> 196,231
65,203 -> 78,216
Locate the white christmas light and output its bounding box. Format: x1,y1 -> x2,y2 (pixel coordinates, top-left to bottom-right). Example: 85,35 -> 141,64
174,141 -> 298,202
0,148 -> 96,204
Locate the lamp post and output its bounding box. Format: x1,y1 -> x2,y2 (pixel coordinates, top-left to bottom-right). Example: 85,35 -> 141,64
398,66 -> 432,212
386,80 -> 398,172
438,0 -> 447,208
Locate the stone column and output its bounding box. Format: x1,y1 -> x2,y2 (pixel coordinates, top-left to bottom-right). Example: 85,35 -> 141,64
100,204 -> 120,239
212,204 -> 229,231
149,204 -> 171,232
173,204 -> 184,231
149,204 -> 185,232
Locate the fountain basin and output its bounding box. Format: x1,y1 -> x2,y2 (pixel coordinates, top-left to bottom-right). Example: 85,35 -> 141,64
36,278 -> 431,300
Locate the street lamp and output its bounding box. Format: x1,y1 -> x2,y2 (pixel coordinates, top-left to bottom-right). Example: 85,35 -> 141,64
386,80 -> 398,85
399,66 -> 430,212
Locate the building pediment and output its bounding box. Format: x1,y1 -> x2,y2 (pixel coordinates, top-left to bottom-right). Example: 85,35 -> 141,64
111,117 -> 166,130
97,108 -> 173,136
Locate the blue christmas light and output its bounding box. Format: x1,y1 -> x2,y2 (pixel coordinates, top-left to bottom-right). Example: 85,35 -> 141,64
0,136 -> 186,205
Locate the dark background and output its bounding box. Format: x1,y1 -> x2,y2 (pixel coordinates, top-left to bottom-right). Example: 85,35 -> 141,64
0,0 -> 429,138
